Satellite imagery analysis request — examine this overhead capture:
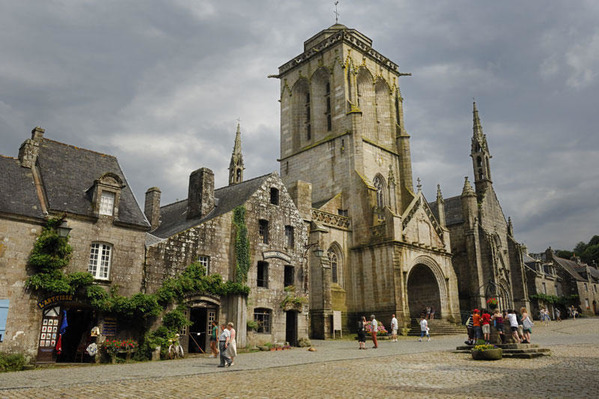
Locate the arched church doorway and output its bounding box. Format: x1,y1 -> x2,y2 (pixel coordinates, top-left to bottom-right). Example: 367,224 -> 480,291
407,264 -> 441,318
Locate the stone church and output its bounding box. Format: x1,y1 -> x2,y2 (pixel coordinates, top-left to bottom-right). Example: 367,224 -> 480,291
274,24 -> 461,337
429,103 -> 530,315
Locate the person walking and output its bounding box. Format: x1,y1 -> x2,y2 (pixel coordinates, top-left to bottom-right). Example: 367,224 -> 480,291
419,314 -> 430,342
226,322 -> 237,366
521,307 -> 533,344
217,323 -> 232,368
370,315 -> 378,348
357,316 -> 367,349
555,308 -> 561,322
209,321 -> 218,358
506,309 -> 520,343
390,314 -> 398,342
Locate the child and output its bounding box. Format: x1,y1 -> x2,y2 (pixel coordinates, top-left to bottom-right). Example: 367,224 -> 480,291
419,314 -> 430,342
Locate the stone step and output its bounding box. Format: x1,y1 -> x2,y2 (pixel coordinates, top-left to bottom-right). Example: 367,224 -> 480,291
454,343 -> 552,358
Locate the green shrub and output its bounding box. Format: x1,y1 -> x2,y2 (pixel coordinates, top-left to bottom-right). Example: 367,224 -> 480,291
0,352 -> 29,372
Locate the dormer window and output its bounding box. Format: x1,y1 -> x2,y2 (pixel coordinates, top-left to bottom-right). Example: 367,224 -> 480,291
90,172 -> 123,219
99,191 -> 116,216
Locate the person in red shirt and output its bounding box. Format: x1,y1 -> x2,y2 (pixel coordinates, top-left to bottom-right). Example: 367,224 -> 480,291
481,309 -> 492,344
472,309 -> 482,342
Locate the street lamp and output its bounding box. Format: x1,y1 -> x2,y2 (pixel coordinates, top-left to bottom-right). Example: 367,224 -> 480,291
56,220 -> 72,238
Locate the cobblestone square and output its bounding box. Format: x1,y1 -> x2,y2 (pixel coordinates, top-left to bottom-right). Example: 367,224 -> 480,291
1,318 -> 598,398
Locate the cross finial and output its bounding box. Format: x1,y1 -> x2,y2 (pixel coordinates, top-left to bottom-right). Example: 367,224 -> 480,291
417,177 -> 422,191
334,1 -> 340,24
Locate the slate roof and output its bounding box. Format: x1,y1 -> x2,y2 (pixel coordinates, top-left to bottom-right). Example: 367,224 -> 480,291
552,255 -> 585,282
0,155 -> 45,219
428,195 -> 464,226
35,139 -> 148,228
150,173 -> 272,239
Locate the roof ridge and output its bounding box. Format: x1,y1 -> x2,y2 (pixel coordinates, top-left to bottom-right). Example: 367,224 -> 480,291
0,154 -> 18,160
43,138 -> 117,158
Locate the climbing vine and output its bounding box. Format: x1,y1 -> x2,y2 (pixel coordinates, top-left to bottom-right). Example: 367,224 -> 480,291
26,219 -> 248,323
233,206 -> 251,284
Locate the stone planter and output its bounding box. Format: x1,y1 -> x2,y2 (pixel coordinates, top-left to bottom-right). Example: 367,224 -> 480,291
471,348 -> 502,360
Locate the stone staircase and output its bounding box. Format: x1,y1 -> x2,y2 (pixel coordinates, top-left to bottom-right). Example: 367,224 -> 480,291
454,343 -> 551,358
406,318 -> 466,336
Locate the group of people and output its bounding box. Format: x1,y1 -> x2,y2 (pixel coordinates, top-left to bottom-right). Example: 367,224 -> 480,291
356,312 -> 431,349
209,321 -> 237,368
466,307 -> 534,345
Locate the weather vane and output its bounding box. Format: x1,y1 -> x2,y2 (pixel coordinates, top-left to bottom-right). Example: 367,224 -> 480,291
334,1 -> 340,24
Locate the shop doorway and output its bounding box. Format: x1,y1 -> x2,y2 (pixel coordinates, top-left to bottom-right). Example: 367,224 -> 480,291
57,308 -> 94,363
285,311 -> 297,346
188,308 -> 208,354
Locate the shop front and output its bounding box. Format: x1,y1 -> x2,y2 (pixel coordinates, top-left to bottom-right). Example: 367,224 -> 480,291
36,295 -> 97,364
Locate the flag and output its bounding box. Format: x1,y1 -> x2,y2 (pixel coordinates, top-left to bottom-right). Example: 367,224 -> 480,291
59,310 -> 68,335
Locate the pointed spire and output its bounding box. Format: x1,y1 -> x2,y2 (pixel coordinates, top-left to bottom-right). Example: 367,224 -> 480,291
461,176 -> 476,197
436,184 -> 444,203
508,217 -> 514,236
472,101 -> 489,153
228,123 -> 245,185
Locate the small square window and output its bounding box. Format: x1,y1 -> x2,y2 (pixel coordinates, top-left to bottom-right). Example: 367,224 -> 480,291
270,188 -> 279,205
285,225 -> 294,248
253,308 -> 271,334
257,261 -> 268,288
99,192 -> 115,216
198,256 -> 210,275
259,220 -> 269,244
284,265 -> 294,288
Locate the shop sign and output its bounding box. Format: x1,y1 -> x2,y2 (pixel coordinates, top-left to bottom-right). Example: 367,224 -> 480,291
37,295 -> 74,309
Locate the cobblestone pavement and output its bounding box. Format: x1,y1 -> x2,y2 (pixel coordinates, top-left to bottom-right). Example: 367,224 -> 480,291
1,318 -> 598,398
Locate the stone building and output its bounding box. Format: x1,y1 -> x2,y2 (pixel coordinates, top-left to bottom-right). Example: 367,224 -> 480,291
531,249 -> 599,316
522,249 -> 567,319
429,104 -> 530,315
0,127 -> 149,362
144,125 -> 309,351
275,24 -> 461,337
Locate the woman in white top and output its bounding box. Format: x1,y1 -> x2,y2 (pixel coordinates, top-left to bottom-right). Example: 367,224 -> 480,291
506,310 -> 520,343
227,322 -> 237,366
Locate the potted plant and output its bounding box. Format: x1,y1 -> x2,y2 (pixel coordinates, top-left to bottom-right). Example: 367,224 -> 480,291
471,343 -> 502,360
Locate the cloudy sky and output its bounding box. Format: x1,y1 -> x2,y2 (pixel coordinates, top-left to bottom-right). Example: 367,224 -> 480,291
1,0 -> 598,252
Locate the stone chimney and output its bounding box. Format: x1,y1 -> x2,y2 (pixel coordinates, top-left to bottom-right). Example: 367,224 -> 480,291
144,187 -> 161,230
187,168 -> 215,220
18,127 -> 45,168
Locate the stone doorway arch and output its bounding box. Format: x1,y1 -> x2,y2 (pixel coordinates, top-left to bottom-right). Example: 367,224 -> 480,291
407,264 -> 441,318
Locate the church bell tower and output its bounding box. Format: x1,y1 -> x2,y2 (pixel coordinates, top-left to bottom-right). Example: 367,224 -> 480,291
471,102 -> 493,197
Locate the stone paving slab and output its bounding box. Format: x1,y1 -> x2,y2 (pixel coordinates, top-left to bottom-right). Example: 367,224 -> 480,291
1,318 -> 597,398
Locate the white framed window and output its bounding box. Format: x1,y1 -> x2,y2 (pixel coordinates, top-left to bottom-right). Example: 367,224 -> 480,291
99,191 -> 116,216
88,243 -> 112,280
198,256 -> 210,275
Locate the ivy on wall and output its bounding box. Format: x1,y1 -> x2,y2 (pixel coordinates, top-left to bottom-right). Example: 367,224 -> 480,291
530,293 -> 579,306
233,206 -> 250,284
26,218 -> 249,323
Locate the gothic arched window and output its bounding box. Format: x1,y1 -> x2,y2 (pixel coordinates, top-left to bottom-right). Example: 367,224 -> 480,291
373,174 -> 385,208
328,248 -> 339,284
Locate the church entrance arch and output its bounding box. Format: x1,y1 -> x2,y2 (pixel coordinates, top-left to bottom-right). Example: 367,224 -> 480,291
407,264 -> 442,318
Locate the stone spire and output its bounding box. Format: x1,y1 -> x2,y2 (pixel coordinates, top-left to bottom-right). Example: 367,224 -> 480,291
436,184 -> 446,228
470,102 -> 493,196
461,176 -> 476,197
228,123 -> 245,186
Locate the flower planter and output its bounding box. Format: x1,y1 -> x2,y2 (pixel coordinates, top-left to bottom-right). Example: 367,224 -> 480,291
471,348 -> 502,360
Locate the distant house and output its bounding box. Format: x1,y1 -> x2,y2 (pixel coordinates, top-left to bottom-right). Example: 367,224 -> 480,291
0,127 -> 149,362
144,126 -> 309,352
525,248 -> 599,317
